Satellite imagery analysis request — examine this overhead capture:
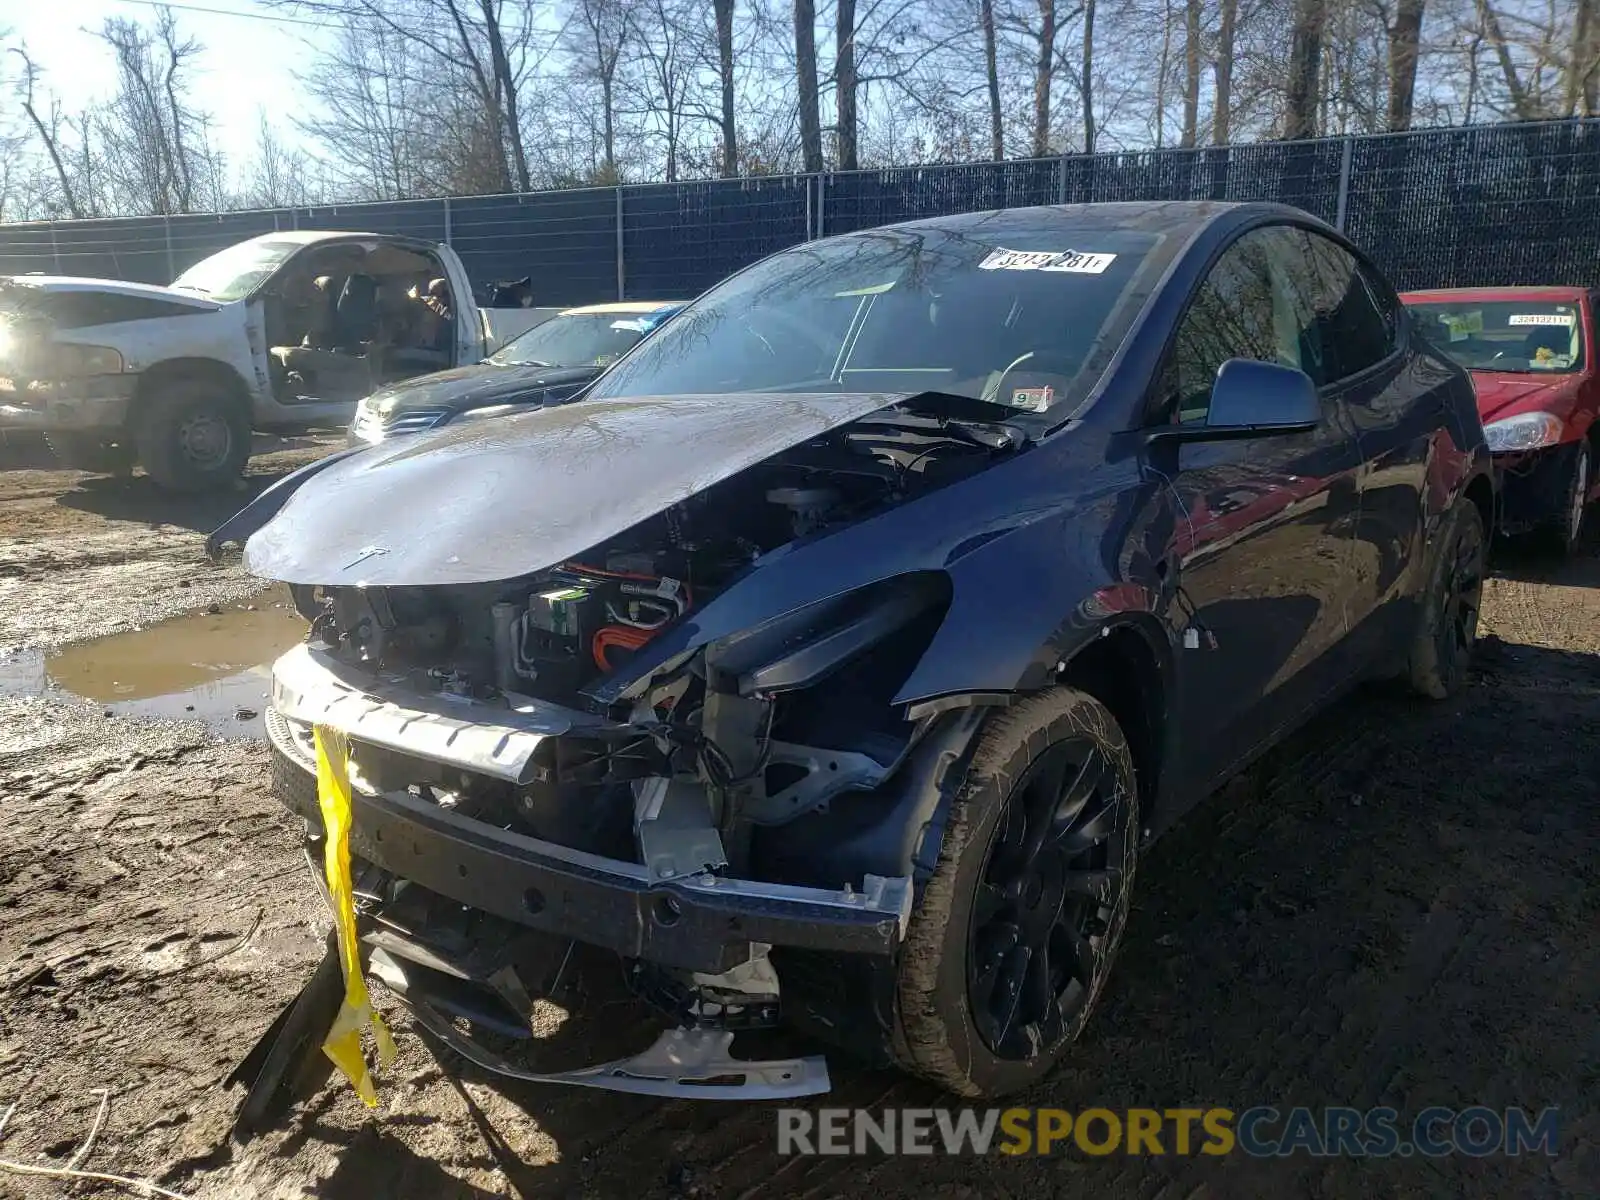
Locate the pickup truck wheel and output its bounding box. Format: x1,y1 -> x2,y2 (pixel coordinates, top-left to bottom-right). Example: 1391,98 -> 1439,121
43,433 -> 134,476
134,380 -> 250,492
891,687 -> 1138,1098
1407,497 -> 1486,700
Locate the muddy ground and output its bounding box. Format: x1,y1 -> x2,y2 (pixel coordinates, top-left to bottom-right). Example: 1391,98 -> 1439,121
0,441 -> 1597,1200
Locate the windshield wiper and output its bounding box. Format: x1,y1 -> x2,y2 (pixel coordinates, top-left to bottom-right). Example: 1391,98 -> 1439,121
857,395 -> 1031,451
891,391 -> 1033,448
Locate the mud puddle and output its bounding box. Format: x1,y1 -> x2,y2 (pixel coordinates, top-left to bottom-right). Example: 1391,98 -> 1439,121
0,585 -> 306,735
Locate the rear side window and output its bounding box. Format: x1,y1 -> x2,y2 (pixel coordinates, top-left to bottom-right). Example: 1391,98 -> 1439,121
1302,233 -> 1397,381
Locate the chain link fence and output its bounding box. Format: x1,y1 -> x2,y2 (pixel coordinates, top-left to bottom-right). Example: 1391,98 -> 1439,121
4,118 -> 1599,302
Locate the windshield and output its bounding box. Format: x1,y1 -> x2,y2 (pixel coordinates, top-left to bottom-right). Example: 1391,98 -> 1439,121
171,238 -> 304,301
1408,300 -> 1586,374
586,224 -> 1163,413
489,310 -> 674,367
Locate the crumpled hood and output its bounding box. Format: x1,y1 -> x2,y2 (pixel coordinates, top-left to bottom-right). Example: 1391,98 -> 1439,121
363,362 -> 598,416
246,391 -> 903,586
1470,371 -> 1580,424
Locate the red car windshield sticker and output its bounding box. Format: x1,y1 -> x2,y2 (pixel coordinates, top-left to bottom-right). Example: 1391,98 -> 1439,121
1508,313 -> 1574,326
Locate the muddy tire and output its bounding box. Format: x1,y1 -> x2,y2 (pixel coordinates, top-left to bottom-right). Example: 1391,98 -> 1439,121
44,432 -> 134,475
890,687 -> 1138,1098
1542,439 -> 1591,558
133,380 -> 251,492
1408,498 -> 1487,700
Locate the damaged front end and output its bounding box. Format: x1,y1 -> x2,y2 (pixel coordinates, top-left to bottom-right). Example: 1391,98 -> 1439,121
232,391 -> 1012,1118
0,278 -> 215,433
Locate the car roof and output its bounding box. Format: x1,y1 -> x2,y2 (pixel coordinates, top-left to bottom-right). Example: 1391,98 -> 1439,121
237,230 -> 399,246
1401,285 -> 1590,303
560,301 -> 685,315
862,200 -> 1268,241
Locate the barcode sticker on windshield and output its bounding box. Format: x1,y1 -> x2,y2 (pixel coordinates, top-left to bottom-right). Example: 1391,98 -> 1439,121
1508,313 -> 1574,326
979,248 -> 1117,274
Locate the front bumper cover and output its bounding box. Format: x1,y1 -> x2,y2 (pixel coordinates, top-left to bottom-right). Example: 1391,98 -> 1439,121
0,375 -> 137,431
265,651 -> 914,975
1492,443 -> 1580,533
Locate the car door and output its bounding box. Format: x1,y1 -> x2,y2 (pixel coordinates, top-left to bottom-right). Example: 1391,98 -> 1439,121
1149,225 -> 1367,792
1297,230 -> 1431,661
436,245 -> 486,365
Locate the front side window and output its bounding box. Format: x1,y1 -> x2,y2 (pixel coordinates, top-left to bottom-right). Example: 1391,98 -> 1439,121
1405,299 -> 1585,375
586,223 -> 1168,415
1165,227 -> 1308,423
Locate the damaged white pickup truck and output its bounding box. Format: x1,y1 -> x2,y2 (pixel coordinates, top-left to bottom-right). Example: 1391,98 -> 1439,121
0,232 -> 545,490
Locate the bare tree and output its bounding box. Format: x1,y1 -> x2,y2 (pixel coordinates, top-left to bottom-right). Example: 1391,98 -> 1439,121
837,0 -> 860,168
1181,0 -> 1200,146
627,0 -> 695,180
572,0 -> 631,179
10,0 -> 1600,220
1213,0 -> 1239,143
1567,0 -> 1598,114
97,15 -> 208,213
244,110 -> 316,207
156,11 -> 197,209
1154,0 -> 1174,145
1284,0 -> 1330,137
1476,0 -> 1535,119
1033,0 -> 1060,155
1082,0 -> 1098,151
296,18 -> 431,198
1371,0 -> 1428,129
273,0 -> 541,192
794,0 -> 824,170
714,0 -> 739,173
8,47 -> 83,217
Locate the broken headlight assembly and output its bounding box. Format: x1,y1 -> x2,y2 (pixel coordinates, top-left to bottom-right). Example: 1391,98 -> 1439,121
7,341 -> 127,385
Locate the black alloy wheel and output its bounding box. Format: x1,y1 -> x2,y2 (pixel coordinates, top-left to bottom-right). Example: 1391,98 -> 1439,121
967,735 -> 1134,1059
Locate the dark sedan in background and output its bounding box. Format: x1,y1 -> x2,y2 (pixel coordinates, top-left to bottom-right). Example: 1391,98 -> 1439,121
348,300 -> 685,444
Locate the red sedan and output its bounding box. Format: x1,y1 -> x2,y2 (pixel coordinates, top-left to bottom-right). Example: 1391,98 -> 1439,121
1402,285 -> 1599,554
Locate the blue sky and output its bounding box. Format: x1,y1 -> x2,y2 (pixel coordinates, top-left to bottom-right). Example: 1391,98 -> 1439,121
10,0 -> 321,157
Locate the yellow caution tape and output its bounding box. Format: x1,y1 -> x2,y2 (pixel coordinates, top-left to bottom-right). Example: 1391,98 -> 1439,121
313,725 -> 397,1107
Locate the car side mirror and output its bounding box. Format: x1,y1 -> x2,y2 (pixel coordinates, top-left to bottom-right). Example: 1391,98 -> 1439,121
1147,358 -> 1320,444
1207,359 -> 1320,429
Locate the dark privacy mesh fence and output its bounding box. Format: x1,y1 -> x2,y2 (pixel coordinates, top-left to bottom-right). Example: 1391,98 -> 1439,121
4,119 -> 1598,302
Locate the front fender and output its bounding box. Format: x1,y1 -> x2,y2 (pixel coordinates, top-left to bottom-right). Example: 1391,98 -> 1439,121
205,445 -> 368,559
591,436 -> 1165,710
